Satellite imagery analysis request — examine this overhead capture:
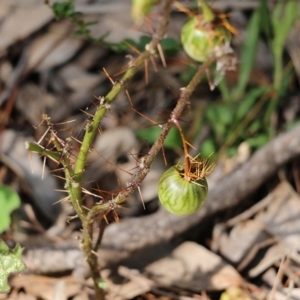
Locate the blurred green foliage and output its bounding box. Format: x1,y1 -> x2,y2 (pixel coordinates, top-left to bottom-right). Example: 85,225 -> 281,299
51,0 -> 299,159
194,0 -> 299,158
137,126 -> 182,149
0,186 -> 23,292
0,185 -> 20,234
0,241 -> 26,292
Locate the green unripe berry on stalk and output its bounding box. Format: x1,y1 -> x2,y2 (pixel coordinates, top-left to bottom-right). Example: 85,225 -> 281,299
132,0 -> 158,24
158,165 -> 208,215
158,156 -> 213,216
181,14 -> 232,63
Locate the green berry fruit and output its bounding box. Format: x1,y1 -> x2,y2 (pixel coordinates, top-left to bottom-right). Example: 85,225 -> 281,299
181,15 -> 231,62
132,0 -> 157,24
158,165 -> 208,216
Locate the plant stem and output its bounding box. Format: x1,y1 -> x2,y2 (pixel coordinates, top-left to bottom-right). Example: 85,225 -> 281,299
88,57 -> 216,219
171,118 -> 191,174
198,0 -> 214,23
73,1 -> 174,298
27,2 -> 219,299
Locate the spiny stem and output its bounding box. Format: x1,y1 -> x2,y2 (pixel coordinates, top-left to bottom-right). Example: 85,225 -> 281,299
171,118 -> 191,174
88,57 -> 217,219
76,1 -> 174,298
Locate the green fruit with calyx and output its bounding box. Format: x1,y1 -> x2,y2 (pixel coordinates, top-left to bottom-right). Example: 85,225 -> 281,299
158,165 -> 208,216
181,14 -> 232,62
131,0 -> 157,24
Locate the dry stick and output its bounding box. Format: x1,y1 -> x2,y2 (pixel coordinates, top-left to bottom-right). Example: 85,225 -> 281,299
97,123 -> 300,267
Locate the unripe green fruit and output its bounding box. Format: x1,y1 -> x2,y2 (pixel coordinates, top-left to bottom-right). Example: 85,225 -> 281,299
158,165 -> 208,216
181,15 -> 231,62
132,0 -> 157,24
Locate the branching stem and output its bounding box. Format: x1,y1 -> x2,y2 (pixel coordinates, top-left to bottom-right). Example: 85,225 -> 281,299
26,1 -> 220,299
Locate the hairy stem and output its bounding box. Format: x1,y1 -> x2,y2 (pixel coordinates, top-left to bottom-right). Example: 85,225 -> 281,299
88,57 -> 216,220
74,1 -> 174,298
171,118 -> 191,174
27,2 -> 219,299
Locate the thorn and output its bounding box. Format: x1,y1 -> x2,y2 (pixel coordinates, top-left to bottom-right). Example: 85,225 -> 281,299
125,88 -> 133,107
144,59 -> 149,84
28,151 -> 34,174
157,43 -> 167,68
42,157 -> 46,180
82,187 -> 103,199
112,210 -> 120,223
103,214 -> 109,225
149,55 -> 157,72
103,68 -> 115,85
122,40 -> 141,55
37,126 -> 50,145
161,146 -> 168,166
173,1 -> 194,16
53,195 -> 70,205
131,107 -> 160,126
137,186 -> 145,210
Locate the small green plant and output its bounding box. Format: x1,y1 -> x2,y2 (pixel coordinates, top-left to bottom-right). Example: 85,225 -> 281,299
21,0 -> 299,298
0,185 -> 21,234
0,186 -> 23,293
186,0 -> 299,158
0,241 -> 25,293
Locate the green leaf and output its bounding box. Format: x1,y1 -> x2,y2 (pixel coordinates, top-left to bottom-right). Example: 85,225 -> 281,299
200,138 -> 216,158
136,126 -> 181,149
259,0 -> 273,40
74,28 -> 89,36
235,87 -> 267,122
0,186 -> 21,234
233,8 -> 261,96
271,0 -> 299,91
227,147 -> 238,158
52,0 -> 75,20
248,120 -> 262,134
84,21 -> 98,27
137,36 -> 152,51
0,241 -> 26,292
276,63 -> 294,97
272,0 -> 298,45
246,134 -> 269,148
160,37 -> 180,56
180,65 -> 198,84
206,104 -> 234,139
217,79 -> 230,101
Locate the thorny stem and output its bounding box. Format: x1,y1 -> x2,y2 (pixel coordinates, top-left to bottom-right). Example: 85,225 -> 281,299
75,1 -> 174,299
72,0 -> 174,203
81,0 -> 174,299
171,118 -> 191,174
88,56 -> 216,220
27,0 -> 174,298
26,1 -> 219,298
